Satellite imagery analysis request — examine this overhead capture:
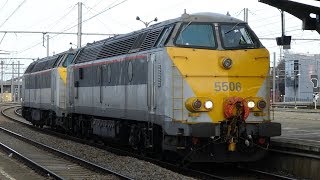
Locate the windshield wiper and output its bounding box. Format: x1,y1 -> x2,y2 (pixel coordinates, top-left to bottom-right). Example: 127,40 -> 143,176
224,22 -> 241,34
180,21 -> 193,34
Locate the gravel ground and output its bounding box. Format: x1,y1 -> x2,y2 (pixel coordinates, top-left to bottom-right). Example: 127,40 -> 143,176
0,131 -> 116,180
0,109 -> 195,180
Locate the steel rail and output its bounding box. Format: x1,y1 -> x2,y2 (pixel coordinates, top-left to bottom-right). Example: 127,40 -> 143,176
0,142 -> 63,179
4,105 -> 226,180
237,166 -> 297,180
6,105 -> 300,180
1,106 -> 132,180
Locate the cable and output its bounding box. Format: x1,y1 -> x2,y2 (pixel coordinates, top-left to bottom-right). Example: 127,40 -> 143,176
18,0 -> 129,54
82,0 -> 128,25
91,0 -> 105,9
0,32 -> 7,46
20,3 -> 77,31
252,16 -> 296,30
46,4 -> 77,31
257,26 -> 301,37
0,0 -> 27,29
265,39 -> 319,50
233,9 -> 244,18
250,14 -> 281,23
0,0 -> 8,12
82,4 -> 113,33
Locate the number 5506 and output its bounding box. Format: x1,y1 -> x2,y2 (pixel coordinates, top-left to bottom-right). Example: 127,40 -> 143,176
214,82 -> 241,92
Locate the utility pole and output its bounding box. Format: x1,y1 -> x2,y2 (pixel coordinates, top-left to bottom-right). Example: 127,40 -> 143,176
0,61 -> 3,102
77,2 -> 82,48
17,61 -> 20,102
47,34 -> 49,57
11,62 -> 14,102
281,11 -> 285,37
273,52 -> 276,103
244,8 -> 249,23
0,61 -> 24,102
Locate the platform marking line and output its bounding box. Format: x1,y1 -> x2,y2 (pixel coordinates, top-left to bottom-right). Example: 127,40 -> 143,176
282,132 -> 320,137
0,168 -> 16,180
284,129 -> 318,133
276,137 -> 320,143
282,127 -> 298,130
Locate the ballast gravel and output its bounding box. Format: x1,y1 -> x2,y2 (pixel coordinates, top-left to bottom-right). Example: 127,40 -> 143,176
0,114 -> 195,180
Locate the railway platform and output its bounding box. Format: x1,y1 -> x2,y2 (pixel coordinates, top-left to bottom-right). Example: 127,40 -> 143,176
258,108 -> 320,179
271,108 -> 320,152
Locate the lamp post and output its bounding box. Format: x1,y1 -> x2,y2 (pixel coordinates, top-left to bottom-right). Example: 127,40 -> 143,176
136,16 -> 158,27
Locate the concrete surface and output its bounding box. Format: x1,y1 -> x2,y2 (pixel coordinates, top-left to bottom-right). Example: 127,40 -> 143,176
271,108 -> 320,152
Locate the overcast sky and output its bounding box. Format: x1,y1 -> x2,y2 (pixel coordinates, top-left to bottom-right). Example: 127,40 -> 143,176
0,0 -> 320,74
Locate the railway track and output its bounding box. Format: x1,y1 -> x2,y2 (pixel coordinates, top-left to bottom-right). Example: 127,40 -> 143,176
3,105 -> 225,179
0,106 -> 132,180
4,104 -> 296,180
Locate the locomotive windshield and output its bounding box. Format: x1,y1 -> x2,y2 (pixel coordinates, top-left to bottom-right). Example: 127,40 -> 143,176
175,23 -> 216,48
220,24 -> 258,49
62,53 -> 76,67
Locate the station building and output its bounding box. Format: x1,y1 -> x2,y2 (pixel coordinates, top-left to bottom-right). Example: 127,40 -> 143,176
284,52 -> 320,102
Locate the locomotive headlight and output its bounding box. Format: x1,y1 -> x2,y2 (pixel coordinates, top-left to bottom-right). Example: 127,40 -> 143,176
204,100 -> 213,109
247,101 -> 255,108
186,97 -> 213,112
257,100 -> 267,109
222,58 -> 232,69
192,99 -> 202,110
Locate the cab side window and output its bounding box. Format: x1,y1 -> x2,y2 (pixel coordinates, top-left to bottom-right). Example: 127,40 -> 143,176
62,53 -> 75,67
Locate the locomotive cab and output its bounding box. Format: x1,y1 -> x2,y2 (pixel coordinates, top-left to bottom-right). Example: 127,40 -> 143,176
163,12 -> 281,162
22,49 -> 78,128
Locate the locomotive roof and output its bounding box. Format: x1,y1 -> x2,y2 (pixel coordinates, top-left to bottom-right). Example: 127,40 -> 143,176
86,12 -> 244,47
34,48 -> 78,63
179,12 -> 244,23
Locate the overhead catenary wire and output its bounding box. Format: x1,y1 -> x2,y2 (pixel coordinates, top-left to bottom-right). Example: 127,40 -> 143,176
258,27 -> 301,37
46,4 -> 77,31
0,32 -> 7,46
17,0 -> 129,54
252,16 -> 296,30
0,0 -> 27,29
81,0 -> 128,25
19,3 -> 77,32
265,39 -> 320,49
91,0 -> 105,9
83,4 -> 114,34
0,0 -> 8,12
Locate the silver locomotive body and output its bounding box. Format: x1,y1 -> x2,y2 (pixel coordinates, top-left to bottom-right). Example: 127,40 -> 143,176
22,12 -> 281,163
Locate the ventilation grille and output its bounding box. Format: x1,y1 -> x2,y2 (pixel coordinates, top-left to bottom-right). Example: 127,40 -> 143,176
76,44 -> 103,63
73,25 -> 170,64
97,36 -> 137,59
129,32 -> 148,52
25,62 -> 36,73
31,61 -> 47,72
44,56 -> 59,70
140,28 -> 163,51
31,55 -> 60,72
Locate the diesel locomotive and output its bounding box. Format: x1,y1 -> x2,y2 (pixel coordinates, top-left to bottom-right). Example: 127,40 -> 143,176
22,12 -> 281,163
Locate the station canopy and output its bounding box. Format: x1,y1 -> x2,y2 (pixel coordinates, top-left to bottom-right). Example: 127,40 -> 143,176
259,0 -> 320,34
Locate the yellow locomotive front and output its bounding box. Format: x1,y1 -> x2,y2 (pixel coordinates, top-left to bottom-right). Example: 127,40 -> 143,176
165,13 -> 281,162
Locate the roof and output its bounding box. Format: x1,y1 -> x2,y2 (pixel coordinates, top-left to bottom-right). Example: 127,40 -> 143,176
86,12 -> 244,47
259,0 -> 320,33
